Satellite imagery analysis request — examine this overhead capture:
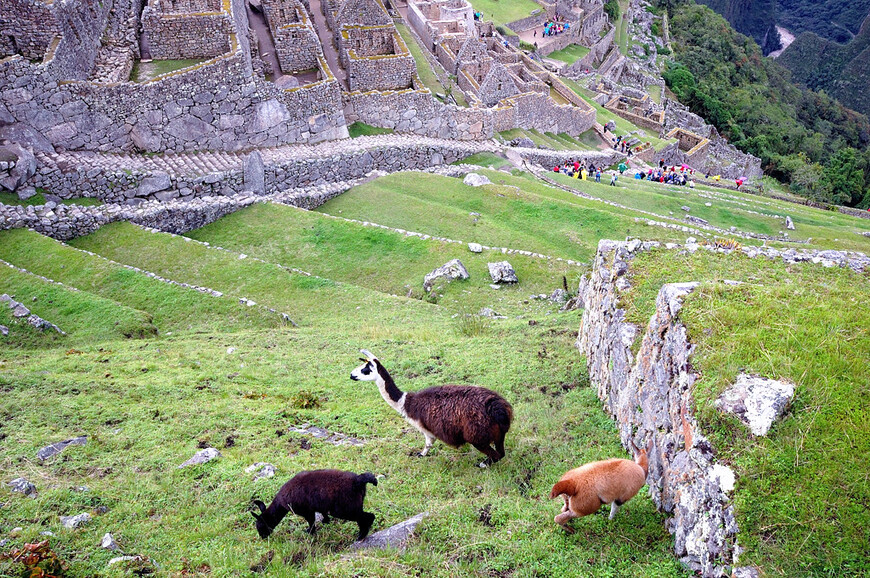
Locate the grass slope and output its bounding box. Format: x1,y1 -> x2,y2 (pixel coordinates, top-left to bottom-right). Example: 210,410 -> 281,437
0,229 -> 280,334
622,248 -> 870,576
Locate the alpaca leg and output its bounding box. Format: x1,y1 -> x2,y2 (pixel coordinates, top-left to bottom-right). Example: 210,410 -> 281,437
302,512 -> 317,535
609,502 -> 621,520
357,511 -> 376,540
474,443 -> 502,468
554,510 -> 578,533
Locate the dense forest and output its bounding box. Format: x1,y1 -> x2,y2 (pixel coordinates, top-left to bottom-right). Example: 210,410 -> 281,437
661,0 -> 870,207
777,14 -> 870,118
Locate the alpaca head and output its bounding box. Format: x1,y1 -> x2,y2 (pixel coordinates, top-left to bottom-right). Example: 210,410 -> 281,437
251,499 -> 273,539
350,350 -> 378,382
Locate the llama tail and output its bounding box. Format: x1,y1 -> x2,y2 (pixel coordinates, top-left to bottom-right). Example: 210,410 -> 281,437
550,479 -> 574,500
355,472 -> 378,489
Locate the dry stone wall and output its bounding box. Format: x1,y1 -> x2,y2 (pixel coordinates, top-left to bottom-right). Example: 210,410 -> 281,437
0,0 -> 59,60
47,0 -> 113,81
577,239 -> 741,577
141,9 -> 232,59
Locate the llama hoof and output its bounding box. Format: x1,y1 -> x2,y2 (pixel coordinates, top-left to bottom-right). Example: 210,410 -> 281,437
559,524 -> 575,534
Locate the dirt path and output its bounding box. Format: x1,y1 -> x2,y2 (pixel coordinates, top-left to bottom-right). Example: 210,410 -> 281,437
307,0 -> 348,89
246,3 -> 284,77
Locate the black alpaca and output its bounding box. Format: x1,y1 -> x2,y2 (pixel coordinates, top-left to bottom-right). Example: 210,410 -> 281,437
252,469 -> 377,540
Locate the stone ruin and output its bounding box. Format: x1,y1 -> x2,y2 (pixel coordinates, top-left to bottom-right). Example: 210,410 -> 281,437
604,93 -> 664,132
142,0 -> 234,60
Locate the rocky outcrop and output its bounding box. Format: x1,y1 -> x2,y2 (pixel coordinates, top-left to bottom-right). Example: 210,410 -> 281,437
578,240 -> 740,577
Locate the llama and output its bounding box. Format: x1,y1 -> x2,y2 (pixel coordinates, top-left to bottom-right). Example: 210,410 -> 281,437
252,469 -> 377,540
350,350 -> 512,467
549,440 -> 651,533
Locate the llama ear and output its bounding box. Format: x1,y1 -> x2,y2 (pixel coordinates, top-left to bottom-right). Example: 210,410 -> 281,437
360,349 -> 376,360
253,499 -> 267,514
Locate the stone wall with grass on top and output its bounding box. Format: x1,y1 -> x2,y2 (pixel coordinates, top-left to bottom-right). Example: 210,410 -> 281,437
141,9 -> 232,59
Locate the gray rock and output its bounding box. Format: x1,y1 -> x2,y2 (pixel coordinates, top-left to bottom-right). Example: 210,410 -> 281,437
16,186 -> 38,200
274,75 -> 300,89
100,532 -> 120,550
423,259 -> 470,292
136,172 -> 172,197
478,307 -> 505,319
11,303 -> 29,317
0,325 -> 8,337
487,261 -> 518,284
0,538 -> 7,547
463,173 -> 491,187
604,120 -> 616,132
0,143 -> 36,192
468,242 -> 483,253
37,436 -> 87,461
733,567 -> 761,578
245,462 -> 276,480
681,206 -> 691,212
686,216 -> 709,226
349,512 -> 428,551
178,447 -> 221,468
549,288 -> 568,303
509,137 -> 535,148
0,123 -> 55,154
60,512 -> 92,529
243,151 -> 265,195
7,477 -> 37,497
716,374 -> 794,436
785,216 -> 795,230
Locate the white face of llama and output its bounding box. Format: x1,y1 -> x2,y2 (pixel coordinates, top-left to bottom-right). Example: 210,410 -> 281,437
350,358 -> 377,382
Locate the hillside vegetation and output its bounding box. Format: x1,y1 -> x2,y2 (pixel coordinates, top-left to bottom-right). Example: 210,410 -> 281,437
661,0 -> 870,208
2,169 -> 869,576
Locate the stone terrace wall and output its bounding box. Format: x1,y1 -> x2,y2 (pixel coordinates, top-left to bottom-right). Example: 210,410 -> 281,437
578,239 -> 740,577
29,138 -> 483,201
0,0 -> 59,60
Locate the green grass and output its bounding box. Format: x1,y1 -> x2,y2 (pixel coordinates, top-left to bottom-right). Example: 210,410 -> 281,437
621,249 -> 870,576
455,152 -> 512,170
314,171 -> 688,262
2,161 -> 868,577
0,191 -> 102,206
130,59 -> 205,82
616,0 -> 630,56
347,122 -> 394,138
466,0 -> 540,31
547,44 -> 591,64
560,78 -> 674,149
394,23 -> 467,107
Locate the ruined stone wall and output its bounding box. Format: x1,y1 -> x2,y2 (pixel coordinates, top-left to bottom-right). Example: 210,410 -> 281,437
347,52 -> 416,91
565,26 -> 613,74
141,8 -> 232,59
505,12 -> 550,33
577,239 -> 740,577
261,0 -> 321,73
0,0 -> 59,60
47,0 -> 113,81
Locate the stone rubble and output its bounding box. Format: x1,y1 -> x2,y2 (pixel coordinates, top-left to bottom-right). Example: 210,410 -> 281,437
0,293 -> 66,334
178,447 -> 221,468
60,512 -> 92,529
245,462 -> 277,480
7,477 -> 37,498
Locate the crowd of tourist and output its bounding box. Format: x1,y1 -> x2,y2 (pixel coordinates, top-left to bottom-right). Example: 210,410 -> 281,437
535,20 -> 569,37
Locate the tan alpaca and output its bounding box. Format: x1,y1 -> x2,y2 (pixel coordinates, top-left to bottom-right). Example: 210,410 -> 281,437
549,441 -> 650,533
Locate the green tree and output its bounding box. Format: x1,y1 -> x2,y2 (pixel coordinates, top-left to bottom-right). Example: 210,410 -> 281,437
604,0 -> 620,21
819,147 -> 866,205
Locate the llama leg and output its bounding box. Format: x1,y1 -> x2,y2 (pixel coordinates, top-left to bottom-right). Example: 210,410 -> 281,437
473,443 -> 502,468
554,510 -> 578,533
609,501 -> 621,520
561,496 -> 570,513
419,434 -> 436,456
320,512 -> 331,524
356,511 -> 375,540
495,433 -> 506,459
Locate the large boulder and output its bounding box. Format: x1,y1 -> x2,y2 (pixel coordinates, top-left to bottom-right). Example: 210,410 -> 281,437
244,151 -> 265,195
350,512 -> 428,551
423,259 -> 469,292
0,143 -> 36,192
715,373 -> 794,436
463,173 -> 491,187
136,172 -> 172,197
487,261 -> 518,284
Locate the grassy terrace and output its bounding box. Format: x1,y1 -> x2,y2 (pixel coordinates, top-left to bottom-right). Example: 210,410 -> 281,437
1,167 -> 868,576
466,0 -> 540,33
498,128 -> 597,151
547,44 -> 591,65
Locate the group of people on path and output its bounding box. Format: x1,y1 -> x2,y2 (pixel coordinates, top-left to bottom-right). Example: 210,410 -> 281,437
553,159 -> 619,185
535,20 -> 569,37
613,135 -> 634,156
